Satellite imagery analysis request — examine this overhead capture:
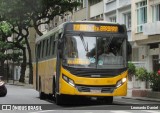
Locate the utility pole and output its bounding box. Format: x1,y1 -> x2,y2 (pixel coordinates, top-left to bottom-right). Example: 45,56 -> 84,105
6,49 -> 9,83
12,35 -> 15,84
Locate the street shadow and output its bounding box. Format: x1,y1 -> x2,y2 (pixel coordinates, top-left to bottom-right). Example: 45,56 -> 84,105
42,96 -> 119,107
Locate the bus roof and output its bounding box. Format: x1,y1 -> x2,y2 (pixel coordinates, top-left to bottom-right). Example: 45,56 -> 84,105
35,22 -> 66,43
75,21 -> 119,25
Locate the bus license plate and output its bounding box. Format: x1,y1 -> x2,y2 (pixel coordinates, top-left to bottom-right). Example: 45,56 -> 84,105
90,89 -> 101,93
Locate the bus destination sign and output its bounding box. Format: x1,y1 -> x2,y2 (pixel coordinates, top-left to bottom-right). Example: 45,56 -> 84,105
73,24 -> 119,32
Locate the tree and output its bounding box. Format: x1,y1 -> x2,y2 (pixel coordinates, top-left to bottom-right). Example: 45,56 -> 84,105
25,0 -> 80,36
0,21 -> 22,79
0,0 -> 30,83
0,21 -> 12,79
0,0 -> 79,84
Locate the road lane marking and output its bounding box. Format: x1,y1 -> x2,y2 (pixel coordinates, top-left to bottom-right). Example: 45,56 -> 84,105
110,111 -> 131,113
29,110 -> 56,113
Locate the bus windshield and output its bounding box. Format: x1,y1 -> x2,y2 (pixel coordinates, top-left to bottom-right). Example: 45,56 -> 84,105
63,35 -> 127,69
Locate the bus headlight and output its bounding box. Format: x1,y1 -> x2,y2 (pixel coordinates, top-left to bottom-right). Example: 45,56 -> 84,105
62,75 -> 75,87
122,78 -> 127,83
116,78 -> 126,88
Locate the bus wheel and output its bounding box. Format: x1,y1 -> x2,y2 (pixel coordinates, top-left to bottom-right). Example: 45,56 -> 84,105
39,86 -> 46,100
53,77 -> 56,100
104,96 -> 113,104
55,94 -> 63,105
39,92 -> 46,100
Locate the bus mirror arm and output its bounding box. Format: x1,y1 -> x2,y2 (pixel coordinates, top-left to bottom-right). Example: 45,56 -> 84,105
57,39 -> 63,49
58,49 -> 63,58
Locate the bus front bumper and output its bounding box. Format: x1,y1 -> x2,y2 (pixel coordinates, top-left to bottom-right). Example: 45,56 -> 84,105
59,78 -> 127,97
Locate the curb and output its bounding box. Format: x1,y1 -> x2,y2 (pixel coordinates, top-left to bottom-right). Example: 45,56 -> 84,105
122,96 -> 160,102
6,83 -> 33,89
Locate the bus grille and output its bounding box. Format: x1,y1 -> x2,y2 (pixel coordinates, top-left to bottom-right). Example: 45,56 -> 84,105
76,85 -> 115,93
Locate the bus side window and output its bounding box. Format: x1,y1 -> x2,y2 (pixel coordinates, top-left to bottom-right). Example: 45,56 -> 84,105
49,36 -> 53,56
46,38 -> 49,57
38,42 -> 41,59
47,38 -> 51,56
52,40 -> 56,55
41,40 -> 46,58
35,44 -> 37,59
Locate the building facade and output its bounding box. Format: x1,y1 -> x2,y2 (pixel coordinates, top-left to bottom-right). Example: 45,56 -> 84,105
104,0 -> 131,41
131,0 -> 160,72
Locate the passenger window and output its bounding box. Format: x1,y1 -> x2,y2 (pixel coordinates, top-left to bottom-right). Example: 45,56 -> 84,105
49,36 -> 53,56
41,40 -> 45,58
37,42 -> 41,59
52,40 -> 56,55
46,39 -> 49,57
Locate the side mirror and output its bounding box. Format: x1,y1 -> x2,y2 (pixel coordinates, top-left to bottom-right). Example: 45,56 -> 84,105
127,41 -> 132,55
58,50 -> 62,58
57,40 -> 62,50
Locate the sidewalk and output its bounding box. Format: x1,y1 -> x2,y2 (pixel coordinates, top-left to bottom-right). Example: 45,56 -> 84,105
6,80 -> 33,89
122,89 -> 160,102
122,96 -> 160,102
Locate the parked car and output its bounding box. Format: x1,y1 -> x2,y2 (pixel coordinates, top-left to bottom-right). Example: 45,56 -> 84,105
0,76 -> 7,97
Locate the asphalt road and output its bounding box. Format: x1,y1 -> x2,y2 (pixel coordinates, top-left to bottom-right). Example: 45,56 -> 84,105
0,85 -> 159,113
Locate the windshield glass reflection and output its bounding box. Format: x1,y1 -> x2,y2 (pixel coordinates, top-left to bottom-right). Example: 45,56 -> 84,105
63,35 -> 126,69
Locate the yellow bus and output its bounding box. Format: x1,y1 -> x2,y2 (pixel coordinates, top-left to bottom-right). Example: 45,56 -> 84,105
33,21 -> 130,105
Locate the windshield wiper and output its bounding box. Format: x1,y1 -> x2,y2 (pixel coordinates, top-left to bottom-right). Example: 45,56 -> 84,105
80,33 -> 88,52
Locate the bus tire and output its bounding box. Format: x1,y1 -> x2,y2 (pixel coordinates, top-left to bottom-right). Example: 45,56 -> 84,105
104,96 -> 113,104
55,94 -> 63,105
39,92 -> 46,100
53,77 -> 56,100
39,84 -> 46,100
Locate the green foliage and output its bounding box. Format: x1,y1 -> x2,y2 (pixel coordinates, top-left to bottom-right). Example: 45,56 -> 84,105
128,62 -> 136,75
135,67 -> 149,81
0,52 -> 6,60
0,39 -> 22,62
0,21 -> 12,36
0,51 -> 22,62
148,72 -> 160,92
10,52 -> 23,62
128,62 -> 136,81
0,40 -> 14,49
0,0 -> 31,25
0,0 -> 80,36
